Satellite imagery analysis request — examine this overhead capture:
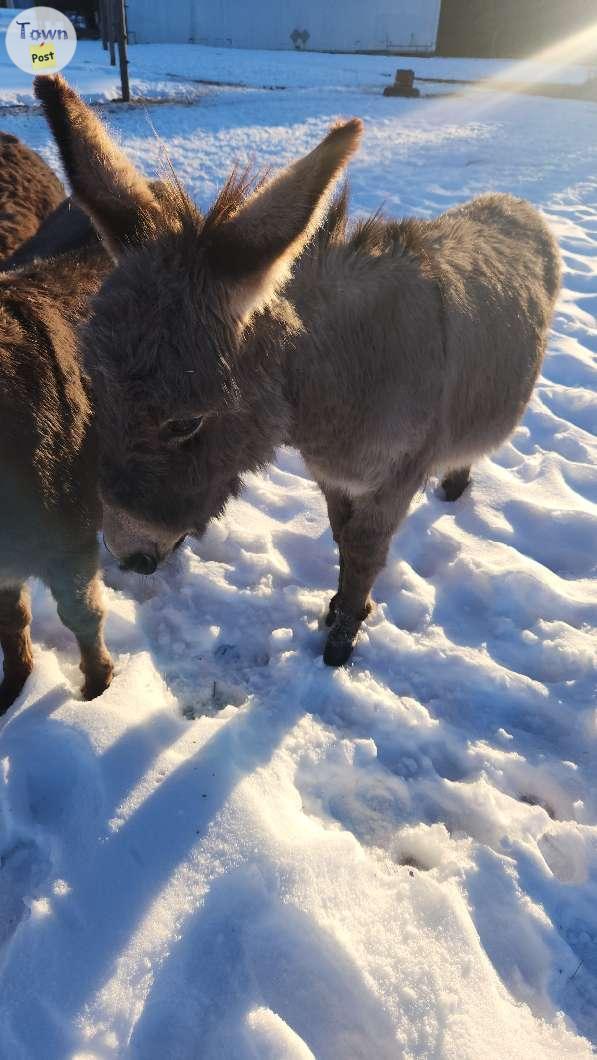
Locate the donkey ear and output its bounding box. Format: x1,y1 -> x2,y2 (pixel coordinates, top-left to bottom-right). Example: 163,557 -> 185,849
208,119 -> 363,324
34,75 -> 162,258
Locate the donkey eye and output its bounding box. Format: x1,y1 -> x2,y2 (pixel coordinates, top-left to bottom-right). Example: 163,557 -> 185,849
163,416 -> 204,441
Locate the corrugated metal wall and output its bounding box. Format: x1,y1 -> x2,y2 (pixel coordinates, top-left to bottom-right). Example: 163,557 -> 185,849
127,0 -> 442,53
127,0 -> 195,44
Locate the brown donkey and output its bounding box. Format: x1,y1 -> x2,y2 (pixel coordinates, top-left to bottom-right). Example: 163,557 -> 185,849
0,187 -> 113,713
37,75 -> 560,666
0,132 -> 64,263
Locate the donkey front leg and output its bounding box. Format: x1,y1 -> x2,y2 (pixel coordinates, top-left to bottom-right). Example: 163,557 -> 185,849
321,486 -> 353,627
48,559 -> 113,700
324,480 -> 420,666
0,585 -> 33,714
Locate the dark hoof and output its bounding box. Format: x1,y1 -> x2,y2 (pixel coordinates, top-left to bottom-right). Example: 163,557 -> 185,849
323,636 -> 356,667
440,468 -> 471,502
323,611 -> 361,667
82,660 -> 114,701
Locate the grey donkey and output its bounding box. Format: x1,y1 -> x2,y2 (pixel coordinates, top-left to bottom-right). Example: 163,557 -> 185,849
37,75 -> 560,666
0,183 -> 113,712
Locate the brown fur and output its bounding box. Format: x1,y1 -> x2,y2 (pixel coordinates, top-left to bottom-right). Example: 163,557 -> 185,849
0,191 -> 113,712
0,133 -> 64,263
38,76 -> 561,666
3,195 -> 98,271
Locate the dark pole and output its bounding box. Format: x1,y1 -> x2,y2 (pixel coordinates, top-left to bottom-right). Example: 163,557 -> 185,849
108,0 -> 116,66
117,0 -> 130,102
99,0 -> 108,51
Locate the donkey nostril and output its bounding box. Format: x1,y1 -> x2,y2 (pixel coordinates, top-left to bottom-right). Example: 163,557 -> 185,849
123,552 -> 158,576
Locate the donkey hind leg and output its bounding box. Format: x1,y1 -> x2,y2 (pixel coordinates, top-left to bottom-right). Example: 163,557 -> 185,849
0,585 -> 33,715
320,487 -> 353,627
324,479 -> 420,667
441,465 -> 471,502
48,561 -> 113,701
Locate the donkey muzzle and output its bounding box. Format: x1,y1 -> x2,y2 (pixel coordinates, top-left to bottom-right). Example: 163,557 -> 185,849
102,502 -> 184,571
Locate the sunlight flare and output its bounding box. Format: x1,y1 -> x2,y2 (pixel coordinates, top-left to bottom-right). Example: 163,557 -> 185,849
424,17 -> 597,121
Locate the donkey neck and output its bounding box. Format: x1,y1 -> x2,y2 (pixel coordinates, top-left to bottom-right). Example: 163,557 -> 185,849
238,295 -> 300,454
274,247 -> 386,446
242,250 -> 384,457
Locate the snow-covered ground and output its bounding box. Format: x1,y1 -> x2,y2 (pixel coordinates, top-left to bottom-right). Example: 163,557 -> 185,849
0,42 -> 596,1060
0,35 -> 594,104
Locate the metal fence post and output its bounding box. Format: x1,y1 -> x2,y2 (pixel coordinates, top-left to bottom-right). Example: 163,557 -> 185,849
108,0 -> 116,66
117,0 -> 130,102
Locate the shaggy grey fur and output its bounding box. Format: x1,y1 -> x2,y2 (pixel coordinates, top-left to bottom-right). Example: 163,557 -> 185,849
37,76 -> 560,665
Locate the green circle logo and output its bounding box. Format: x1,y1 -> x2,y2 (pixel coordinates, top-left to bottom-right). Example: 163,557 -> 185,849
5,6 -> 77,75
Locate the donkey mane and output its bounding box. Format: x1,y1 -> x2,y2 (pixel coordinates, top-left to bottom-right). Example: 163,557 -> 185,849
202,167 -> 257,233
303,187 -> 437,274
339,209 -> 432,267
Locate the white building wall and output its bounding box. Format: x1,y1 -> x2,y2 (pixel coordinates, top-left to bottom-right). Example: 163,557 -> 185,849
127,0 -> 194,44
127,0 -> 441,53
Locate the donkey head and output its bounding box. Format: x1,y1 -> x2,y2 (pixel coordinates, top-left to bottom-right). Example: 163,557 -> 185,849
35,76 -> 361,573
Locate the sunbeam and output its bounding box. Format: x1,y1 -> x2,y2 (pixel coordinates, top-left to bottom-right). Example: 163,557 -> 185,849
423,17 -> 597,121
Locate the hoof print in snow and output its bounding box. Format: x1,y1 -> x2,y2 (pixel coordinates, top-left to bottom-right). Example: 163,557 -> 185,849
182,679 -> 248,718
214,643 -> 241,662
518,793 -> 557,820
0,840 -> 51,950
398,855 -> 429,872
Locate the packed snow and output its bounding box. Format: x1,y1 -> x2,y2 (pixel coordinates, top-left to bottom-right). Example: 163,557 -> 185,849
0,40 -> 596,1060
